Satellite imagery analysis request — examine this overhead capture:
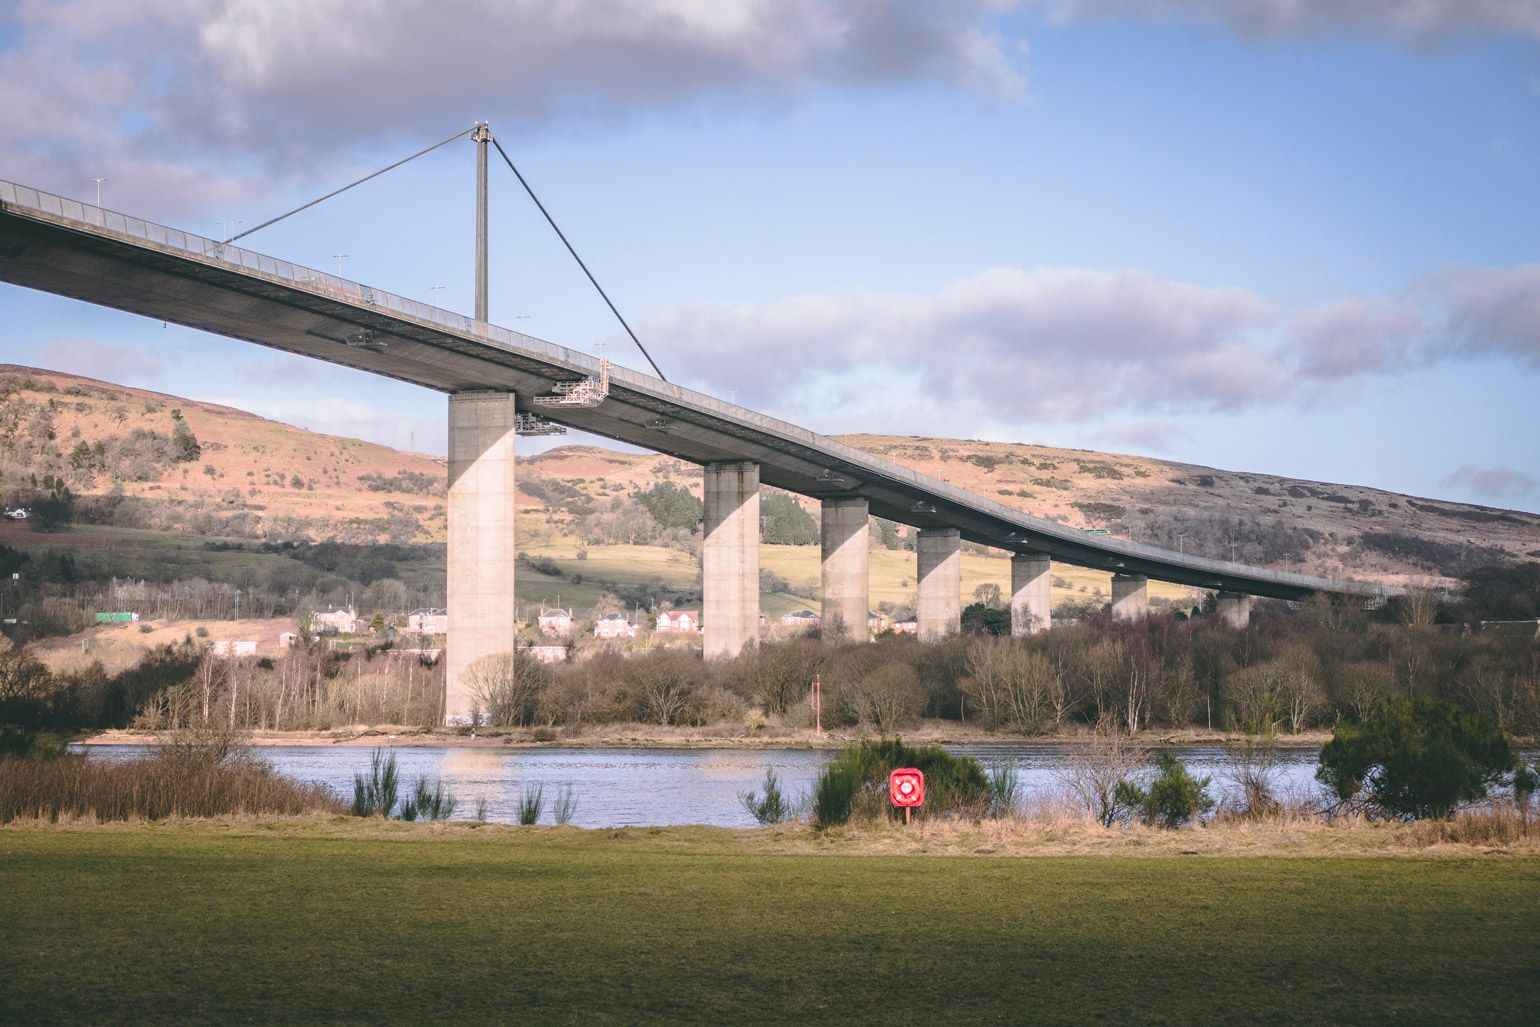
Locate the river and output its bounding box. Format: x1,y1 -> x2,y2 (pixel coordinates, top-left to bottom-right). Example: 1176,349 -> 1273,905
80,743 -> 1348,827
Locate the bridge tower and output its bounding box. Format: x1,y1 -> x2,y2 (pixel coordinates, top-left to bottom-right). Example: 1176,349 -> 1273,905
917,528 -> 962,639
1010,552 -> 1052,635
820,498 -> 870,643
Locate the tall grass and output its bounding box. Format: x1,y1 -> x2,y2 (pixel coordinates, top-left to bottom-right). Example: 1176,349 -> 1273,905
400,777 -> 457,821
518,784 -> 545,825
551,785 -> 578,826
0,747 -> 342,823
987,764 -> 1020,819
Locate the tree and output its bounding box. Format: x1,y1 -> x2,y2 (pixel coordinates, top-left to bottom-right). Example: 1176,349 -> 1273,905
635,481 -> 702,532
1460,562 -> 1540,622
760,491 -> 817,545
1316,696 -> 1516,819
170,409 -> 202,462
961,602 -> 1010,636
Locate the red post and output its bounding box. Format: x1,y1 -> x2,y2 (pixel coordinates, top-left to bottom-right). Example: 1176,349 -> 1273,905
812,673 -> 823,735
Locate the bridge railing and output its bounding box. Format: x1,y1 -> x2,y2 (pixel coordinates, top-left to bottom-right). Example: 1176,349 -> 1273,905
0,177 -> 592,370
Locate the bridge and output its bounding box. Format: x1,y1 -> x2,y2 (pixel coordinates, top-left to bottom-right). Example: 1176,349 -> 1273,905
0,173 -> 1394,722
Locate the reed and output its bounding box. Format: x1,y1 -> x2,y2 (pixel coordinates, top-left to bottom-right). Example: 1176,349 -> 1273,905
0,749 -> 342,823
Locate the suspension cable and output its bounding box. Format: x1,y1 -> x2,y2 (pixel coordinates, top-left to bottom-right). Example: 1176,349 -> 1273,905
490,136 -> 668,383
222,126 -> 472,246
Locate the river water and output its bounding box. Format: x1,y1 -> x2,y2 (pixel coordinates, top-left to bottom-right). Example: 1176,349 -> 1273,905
81,743 -> 1345,827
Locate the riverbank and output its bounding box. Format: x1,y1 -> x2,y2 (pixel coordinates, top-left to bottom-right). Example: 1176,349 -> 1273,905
77,720 -> 1338,749
3,819 -> 1536,1024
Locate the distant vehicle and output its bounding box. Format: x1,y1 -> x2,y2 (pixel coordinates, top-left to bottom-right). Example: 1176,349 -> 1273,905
2,508 -> 27,520
1083,527 -> 1109,535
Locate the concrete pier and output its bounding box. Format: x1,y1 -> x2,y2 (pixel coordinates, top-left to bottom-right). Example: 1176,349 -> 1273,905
1110,573 -> 1149,622
917,528 -> 961,640
1011,552 -> 1052,636
1217,591 -> 1253,628
703,461 -> 761,660
445,391 -> 519,724
820,498 -> 869,642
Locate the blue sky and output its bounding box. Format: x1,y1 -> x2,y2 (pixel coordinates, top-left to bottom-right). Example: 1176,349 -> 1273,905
1,1 -> 1537,512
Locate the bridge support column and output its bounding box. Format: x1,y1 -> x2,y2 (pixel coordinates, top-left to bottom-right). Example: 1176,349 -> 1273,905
917,528 -> 961,640
1217,591 -> 1253,628
820,498 -> 869,643
445,391 -> 518,725
703,461 -> 760,660
1110,573 -> 1148,622
1011,552 -> 1052,636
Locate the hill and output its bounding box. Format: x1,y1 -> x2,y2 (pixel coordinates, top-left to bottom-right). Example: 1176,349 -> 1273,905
2,364 -> 1538,623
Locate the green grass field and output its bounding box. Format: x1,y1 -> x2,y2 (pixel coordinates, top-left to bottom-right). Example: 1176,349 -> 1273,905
2,822 -> 1536,1024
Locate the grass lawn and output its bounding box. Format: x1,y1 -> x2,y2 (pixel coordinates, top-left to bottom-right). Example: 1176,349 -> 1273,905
2,822 -> 1537,1024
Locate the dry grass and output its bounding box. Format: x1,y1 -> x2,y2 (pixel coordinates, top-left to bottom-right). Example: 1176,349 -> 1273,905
0,748 -> 344,823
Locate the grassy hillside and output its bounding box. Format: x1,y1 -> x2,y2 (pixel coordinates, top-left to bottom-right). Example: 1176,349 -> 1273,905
4,364 -> 1538,624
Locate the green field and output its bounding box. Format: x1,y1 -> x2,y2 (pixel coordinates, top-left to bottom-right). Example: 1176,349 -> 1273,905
2,823 -> 1536,1024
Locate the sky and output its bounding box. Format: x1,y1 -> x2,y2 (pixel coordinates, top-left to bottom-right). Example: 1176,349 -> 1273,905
1,1 -> 1537,513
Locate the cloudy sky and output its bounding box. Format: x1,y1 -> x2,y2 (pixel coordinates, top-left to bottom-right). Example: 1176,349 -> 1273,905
2,1 -> 1537,512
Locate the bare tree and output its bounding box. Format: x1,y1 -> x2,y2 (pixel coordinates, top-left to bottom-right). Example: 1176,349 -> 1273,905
1058,719 -> 1151,827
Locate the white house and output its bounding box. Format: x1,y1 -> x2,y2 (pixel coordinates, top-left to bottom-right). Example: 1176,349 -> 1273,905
779,609 -> 820,632
891,619 -> 919,635
655,609 -> 700,633
311,606 -> 358,635
407,608 -> 448,633
594,612 -> 638,640
537,607 -> 573,637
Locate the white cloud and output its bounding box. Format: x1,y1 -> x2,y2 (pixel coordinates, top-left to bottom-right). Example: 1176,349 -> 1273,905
1441,464 -> 1537,500
1036,0 -> 1540,43
0,1 -> 1025,212
37,339 -> 170,383
643,261 -> 1540,440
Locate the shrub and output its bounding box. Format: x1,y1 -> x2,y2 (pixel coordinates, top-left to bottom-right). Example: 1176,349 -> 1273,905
351,748 -> 401,818
1058,722 -> 1149,827
811,739 -> 989,829
1317,697 -> 1516,820
740,767 -> 793,825
1121,749 -> 1214,828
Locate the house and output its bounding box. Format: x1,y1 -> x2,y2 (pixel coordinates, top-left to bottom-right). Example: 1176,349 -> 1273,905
891,618 -> 919,635
868,611 -> 890,633
779,609 -> 820,632
279,631 -> 299,649
537,607 -> 573,637
407,608 -> 448,634
594,612 -> 638,639
311,606 -> 358,635
655,609 -> 700,634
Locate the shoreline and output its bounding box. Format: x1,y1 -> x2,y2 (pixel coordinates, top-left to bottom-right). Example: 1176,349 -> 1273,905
77,723 -> 1339,750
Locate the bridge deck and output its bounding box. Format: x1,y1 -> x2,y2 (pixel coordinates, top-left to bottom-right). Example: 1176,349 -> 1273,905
0,180 -> 1392,601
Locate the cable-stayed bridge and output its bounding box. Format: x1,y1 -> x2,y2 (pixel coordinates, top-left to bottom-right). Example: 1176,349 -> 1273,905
0,174 -> 1394,722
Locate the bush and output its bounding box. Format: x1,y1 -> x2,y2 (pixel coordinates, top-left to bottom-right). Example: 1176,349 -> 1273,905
810,738 -> 989,828
1121,749 -> 1214,829
740,767 -> 793,825
351,748 -> 400,818
1317,697 -> 1516,820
